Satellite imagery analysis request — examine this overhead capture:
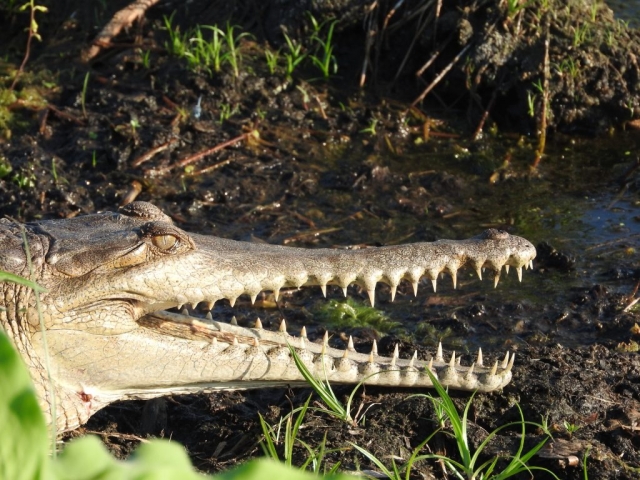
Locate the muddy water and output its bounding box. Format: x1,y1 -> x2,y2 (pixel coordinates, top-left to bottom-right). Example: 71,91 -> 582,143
170,130 -> 640,352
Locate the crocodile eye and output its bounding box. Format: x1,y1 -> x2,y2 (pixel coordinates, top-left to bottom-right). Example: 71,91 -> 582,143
151,234 -> 178,251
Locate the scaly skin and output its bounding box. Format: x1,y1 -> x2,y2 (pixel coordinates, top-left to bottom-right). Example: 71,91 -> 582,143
0,202 -> 536,432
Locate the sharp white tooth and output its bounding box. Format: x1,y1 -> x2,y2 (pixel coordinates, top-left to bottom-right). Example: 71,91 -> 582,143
279,319 -> 287,333
501,351 -> 510,369
254,318 -> 263,329
436,342 -> 444,362
321,284 -> 327,297
390,283 -> 397,302
177,304 -> 183,311
204,301 -> 214,311
409,350 -> 418,367
273,288 -> 280,302
342,348 -> 349,358
230,316 -> 238,326
250,294 -> 258,304
205,311 -> 213,320
529,260 -> 533,269
300,336 -> 306,349
431,278 -> 437,292
476,267 -> 483,281
181,308 -> 189,316
253,338 -> 260,347
490,360 -> 498,376
451,270 -> 457,289
477,348 -> 483,367
494,271 -> 500,288
367,288 -> 376,307
449,351 -> 456,368
229,297 -> 237,307
412,281 -> 419,296
342,286 -> 348,297
505,265 -> 510,274
368,351 -> 375,363
347,336 -> 355,351
517,267 -> 523,282
323,331 -> 329,346
456,355 -> 461,366
371,339 -> 378,357
300,326 -> 308,338
465,362 -> 475,380
391,344 -> 399,367
507,353 -> 515,372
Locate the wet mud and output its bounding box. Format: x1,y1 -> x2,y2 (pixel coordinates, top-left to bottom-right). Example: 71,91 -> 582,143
1,1 -> 640,478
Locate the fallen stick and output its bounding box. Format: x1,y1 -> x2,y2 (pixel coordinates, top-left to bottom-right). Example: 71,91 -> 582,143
81,0 -> 160,62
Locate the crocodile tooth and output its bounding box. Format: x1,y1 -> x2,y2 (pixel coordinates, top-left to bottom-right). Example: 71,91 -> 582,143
181,308 -> 189,316
347,336 -> 355,351
507,352 -> 516,372
477,348 -> 484,367
342,286 -> 348,297
391,344 -> 399,367
476,266 -> 483,281
367,288 -> 376,307
342,347 -> 349,359
368,350 -> 375,363
409,350 -> 418,368
372,339 -> 378,356
465,362 -> 475,381
233,336 -> 238,346
254,318 -> 263,329
450,270 -> 457,289
320,284 -> 327,297
250,294 -> 258,304
490,360 -> 498,376
300,336 -> 306,349
411,280 -> 419,296
273,288 -> 280,302
436,342 -> 444,362
230,316 -> 238,326
449,351 -> 456,368
228,297 -> 237,307
501,351 -> 510,369
529,260 -> 534,269
516,266 -> 523,282
279,319 -> 287,333
389,283 -> 398,302
456,355 -> 462,366
431,278 -> 437,292
177,304 -> 183,311
205,311 -> 213,321
505,265 -> 510,274
253,338 -> 260,347
300,326 -> 308,338
493,269 -> 500,288
204,301 -> 215,311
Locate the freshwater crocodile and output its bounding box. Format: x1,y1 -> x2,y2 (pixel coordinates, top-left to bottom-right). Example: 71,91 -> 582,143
0,201 -> 536,432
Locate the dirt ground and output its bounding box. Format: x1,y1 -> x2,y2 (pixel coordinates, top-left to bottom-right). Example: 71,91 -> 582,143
1,1 -> 640,478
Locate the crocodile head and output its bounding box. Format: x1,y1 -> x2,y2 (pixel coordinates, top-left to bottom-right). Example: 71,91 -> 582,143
0,202 -> 536,432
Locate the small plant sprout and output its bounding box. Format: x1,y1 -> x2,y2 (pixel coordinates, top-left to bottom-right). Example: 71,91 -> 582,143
265,48 -> 280,74
224,22 -> 251,78
360,118 -> 378,135
563,420 -> 580,437
283,32 -> 306,78
307,15 -> 339,78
